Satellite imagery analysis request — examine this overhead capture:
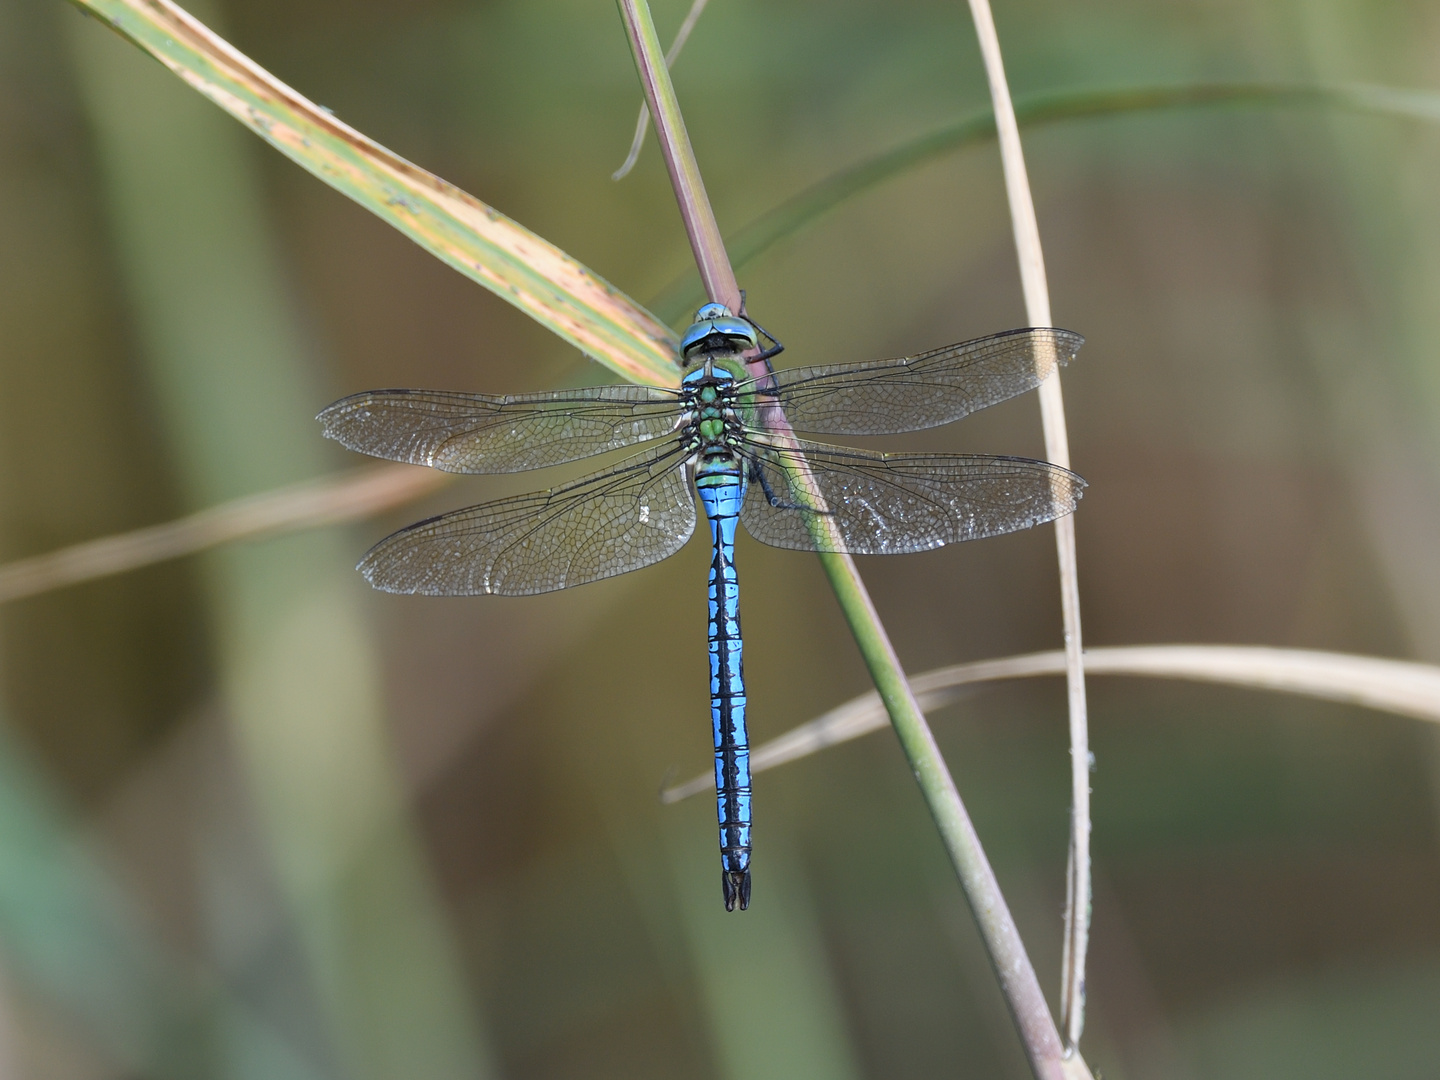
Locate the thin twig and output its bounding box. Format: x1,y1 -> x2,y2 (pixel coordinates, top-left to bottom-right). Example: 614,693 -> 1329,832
961,0 -> 1091,1051
618,3 -> 1080,1076
661,645 -> 1440,802
612,0 -> 710,180
0,465 -> 447,604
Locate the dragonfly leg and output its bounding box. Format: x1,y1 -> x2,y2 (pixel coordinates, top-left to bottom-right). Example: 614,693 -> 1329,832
748,320 -> 786,366
748,461 -> 835,516
751,326 -> 785,365
736,291 -> 786,370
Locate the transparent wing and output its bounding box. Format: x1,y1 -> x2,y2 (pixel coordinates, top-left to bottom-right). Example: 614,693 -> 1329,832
740,327 -> 1083,435
740,438 -> 1083,554
360,443 -> 696,596
318,384 -> 684,473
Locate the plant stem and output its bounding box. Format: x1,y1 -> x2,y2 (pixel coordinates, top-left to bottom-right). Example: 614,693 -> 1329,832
618,2 -> 1075,1076
612,0 -> 710,180
615,0 -> 737,310
815,556 -> 1073,1080
961,0 -> 1092,1051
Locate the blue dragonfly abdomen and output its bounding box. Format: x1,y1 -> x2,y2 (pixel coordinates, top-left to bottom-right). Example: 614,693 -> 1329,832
694,442 -> 752,911
685,350 -> 757,911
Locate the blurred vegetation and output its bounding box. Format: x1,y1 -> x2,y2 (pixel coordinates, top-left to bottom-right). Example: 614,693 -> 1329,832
1,0 -> 1439,1078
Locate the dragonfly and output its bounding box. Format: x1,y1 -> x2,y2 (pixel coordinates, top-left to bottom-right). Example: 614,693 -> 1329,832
319,303 -> 1085,911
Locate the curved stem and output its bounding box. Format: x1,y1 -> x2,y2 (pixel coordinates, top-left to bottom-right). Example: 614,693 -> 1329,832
616,0 -> 738,310
961,0 -> 1090,1052
662,645 -> 1440,802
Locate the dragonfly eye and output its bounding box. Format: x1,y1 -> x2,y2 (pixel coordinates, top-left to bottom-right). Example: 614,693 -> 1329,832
680,314 -> 761,358
695,302 -> 731,320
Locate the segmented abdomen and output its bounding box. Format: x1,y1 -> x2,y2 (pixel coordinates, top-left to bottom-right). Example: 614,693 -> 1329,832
697,457 -> 751,911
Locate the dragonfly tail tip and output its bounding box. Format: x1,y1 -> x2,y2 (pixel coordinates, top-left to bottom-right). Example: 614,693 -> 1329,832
722,870 -> 751,911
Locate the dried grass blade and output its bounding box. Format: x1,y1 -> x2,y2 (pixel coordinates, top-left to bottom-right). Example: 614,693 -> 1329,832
0,465 -> 446,604
661,645 -> 1440,801
620,3 -> 1075,1076
960,0 -> 1090,1052
66,0 -> 679,385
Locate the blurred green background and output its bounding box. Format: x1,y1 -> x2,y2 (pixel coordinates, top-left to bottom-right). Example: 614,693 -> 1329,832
2,0 -> 1440,1077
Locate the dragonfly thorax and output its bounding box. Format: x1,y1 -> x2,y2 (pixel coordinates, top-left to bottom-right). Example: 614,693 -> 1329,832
681,365 -> 745,451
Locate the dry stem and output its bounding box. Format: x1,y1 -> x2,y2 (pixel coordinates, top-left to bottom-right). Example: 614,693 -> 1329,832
0,465 -> 446,604
662,645 -> 1440,802
961,0 -> 1091,1049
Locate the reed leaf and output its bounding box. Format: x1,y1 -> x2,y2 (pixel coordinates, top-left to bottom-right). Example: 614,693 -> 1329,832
68,13 -> 494,1075
66,0 -> 680,385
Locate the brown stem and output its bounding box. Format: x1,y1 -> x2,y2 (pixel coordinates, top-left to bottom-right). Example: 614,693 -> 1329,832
615,0 -> 738,310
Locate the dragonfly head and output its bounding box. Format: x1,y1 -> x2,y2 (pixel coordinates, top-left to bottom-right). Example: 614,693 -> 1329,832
680,303 -> 759,362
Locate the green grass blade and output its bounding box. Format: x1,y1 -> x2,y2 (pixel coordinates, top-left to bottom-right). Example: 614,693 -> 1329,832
651,82 -> 1440,324
66,0 -> 680,386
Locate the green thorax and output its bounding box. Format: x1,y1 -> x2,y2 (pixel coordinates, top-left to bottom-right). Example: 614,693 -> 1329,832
682,355 -> 752,490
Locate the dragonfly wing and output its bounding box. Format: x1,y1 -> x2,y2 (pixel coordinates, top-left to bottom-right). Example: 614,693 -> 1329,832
318,384 -> 683,473
360,443 -> 696,595
745,327 -> 1083,435
740,439 -> 1083,555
